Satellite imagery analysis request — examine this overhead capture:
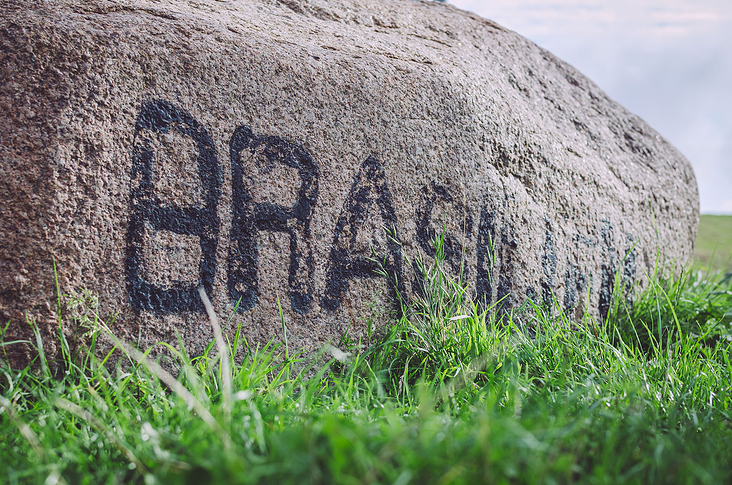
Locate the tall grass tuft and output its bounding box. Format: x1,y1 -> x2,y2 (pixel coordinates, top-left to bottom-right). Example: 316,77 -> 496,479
1,234 -> 731,484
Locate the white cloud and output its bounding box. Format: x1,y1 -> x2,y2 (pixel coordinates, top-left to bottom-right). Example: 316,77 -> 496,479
453,0 -> 729,45
450,0 -> 732,214
720,198 -> 732,214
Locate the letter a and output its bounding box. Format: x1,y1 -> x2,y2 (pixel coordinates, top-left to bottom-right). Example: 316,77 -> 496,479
322,156 -> 403,313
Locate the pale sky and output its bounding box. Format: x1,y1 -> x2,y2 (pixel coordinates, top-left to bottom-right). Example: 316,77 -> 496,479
450,0 -> 732,214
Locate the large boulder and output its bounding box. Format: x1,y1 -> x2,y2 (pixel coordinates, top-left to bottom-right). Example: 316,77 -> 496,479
0,0 -> 698,362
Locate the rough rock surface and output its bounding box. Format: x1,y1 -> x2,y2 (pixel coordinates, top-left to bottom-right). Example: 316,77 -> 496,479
0,0 -> 699,363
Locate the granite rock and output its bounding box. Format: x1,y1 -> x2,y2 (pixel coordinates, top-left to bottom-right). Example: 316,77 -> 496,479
0,0 -> 699,363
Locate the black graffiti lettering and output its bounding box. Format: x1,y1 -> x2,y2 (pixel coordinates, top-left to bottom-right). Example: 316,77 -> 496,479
228,126 -> 319,314
475,198 -> 516,316
123,101 -> 642,323
540,220 -> 557,310
322,156 -> 404,312
475,207 -> 496,309
412,182 -> 473,296
126,100 -> 221,313
598,220 -> 616,321
598,223 -> 638,321
496,227 -> 518,315
622,235 -> 637,297
563,262 -> 588,319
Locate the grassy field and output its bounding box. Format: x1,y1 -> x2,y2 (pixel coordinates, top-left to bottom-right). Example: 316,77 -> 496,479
1,237 -> 732,484
693,214 -> 732,272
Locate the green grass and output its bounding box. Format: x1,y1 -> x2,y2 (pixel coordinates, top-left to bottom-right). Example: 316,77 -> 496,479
2,236 -> 732,484
693,214 -> 732,272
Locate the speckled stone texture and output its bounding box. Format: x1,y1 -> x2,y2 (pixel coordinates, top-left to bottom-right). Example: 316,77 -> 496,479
0,0 -> 699,364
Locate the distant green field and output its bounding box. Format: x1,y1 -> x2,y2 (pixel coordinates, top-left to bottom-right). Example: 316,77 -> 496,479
694,214 -> 732,272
